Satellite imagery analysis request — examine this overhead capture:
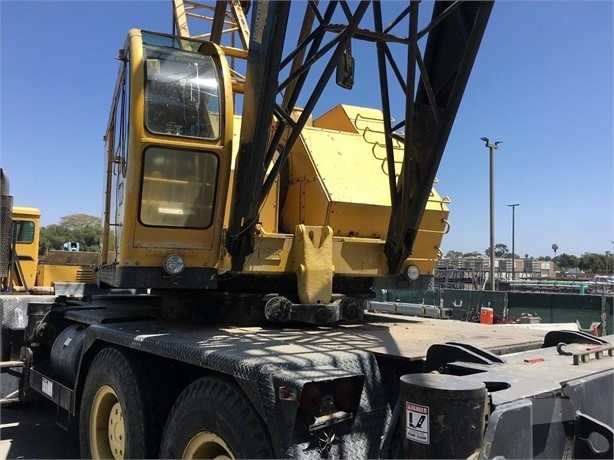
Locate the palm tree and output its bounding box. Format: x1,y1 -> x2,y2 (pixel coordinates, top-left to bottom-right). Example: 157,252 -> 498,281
552,243 -> 559,256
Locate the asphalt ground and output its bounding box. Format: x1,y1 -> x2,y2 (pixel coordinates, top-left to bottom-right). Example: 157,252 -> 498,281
0,395 -> 80,459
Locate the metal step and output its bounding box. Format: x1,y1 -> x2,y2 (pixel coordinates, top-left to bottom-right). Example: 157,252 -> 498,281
1,359 -> 24,405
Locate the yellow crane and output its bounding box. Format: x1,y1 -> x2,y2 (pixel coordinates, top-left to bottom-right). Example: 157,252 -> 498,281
99,1 -> 452,324
5,3 -> 610,460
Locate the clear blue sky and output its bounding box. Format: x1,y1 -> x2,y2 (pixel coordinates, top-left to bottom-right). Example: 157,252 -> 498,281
1,1 -> 612,259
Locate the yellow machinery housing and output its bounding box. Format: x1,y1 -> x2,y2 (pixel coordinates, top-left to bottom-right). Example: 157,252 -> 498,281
36,250 -> 98,289
98,28 -> 450,302
235,105 -> 450,282
9,207 -> 98,292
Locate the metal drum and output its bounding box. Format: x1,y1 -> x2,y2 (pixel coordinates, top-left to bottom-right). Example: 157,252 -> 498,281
51,324 -> 87,385
400,373 -> 487,458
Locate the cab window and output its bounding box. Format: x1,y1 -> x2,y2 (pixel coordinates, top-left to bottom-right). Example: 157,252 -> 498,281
12,220 -> 35,244
144,44 -> 221,140
140,147 -> 218,228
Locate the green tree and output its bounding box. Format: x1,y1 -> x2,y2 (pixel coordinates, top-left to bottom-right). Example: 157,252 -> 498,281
39,214 -> 101,256
578,252 -> 607,273
553,253 -> 579,272
58,214 -> 101,230
484,243 -> 509,258
445,250 -> 463,259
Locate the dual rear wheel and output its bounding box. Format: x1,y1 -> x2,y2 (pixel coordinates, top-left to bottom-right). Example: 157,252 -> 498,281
160,376 -> 274,459
79,347 -> 273,459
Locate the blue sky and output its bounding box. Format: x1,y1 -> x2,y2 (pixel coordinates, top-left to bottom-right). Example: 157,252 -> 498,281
1,1 -> 612,259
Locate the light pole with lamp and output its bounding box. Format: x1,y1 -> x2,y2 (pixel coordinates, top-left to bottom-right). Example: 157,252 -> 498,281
508,203 -> 519,285
481,137 -> 502,291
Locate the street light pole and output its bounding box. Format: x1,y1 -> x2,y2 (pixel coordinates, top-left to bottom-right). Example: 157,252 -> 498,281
481,137 -> 502,291
508,204 -> 519,284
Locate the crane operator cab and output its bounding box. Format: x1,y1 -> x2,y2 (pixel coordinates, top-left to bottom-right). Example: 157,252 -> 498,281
99,30 -> 233,290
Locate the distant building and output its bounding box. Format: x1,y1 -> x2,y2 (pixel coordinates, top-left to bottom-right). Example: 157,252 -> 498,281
436,256 -> 555,289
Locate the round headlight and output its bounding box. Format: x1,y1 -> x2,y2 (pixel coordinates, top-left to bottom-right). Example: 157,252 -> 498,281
164,254 -> 185,275
406,264 -> 420,281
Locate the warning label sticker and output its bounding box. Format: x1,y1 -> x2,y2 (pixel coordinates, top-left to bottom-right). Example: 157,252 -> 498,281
406,402 -> 429,444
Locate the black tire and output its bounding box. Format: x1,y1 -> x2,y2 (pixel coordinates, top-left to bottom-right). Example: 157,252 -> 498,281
160,376 -> 274,459
79,347 -> 163,459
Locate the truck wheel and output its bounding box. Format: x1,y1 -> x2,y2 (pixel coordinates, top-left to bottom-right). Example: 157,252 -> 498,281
79,347 -> 159,459
160,376 -> 273,459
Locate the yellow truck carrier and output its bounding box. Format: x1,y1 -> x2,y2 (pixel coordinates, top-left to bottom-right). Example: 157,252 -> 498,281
1,1 -> 612,459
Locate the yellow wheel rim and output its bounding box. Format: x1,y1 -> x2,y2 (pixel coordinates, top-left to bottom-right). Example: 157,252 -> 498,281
89,384 -> 126,459
182,431 -> 235,459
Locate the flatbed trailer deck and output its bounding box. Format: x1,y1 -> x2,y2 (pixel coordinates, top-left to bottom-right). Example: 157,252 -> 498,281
56,309 -> 558,361
4,297 -> 613,459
